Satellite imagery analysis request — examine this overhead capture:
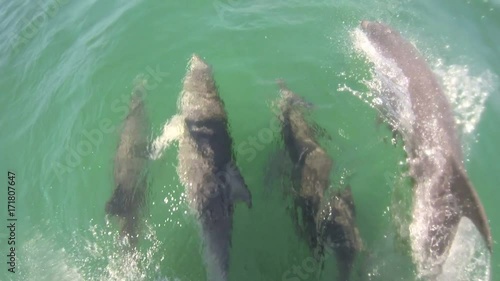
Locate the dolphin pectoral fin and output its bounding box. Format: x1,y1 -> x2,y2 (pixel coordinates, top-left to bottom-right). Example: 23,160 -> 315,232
150,114 -> 183,159
450,158 -> 492,251
227,163 -> 252,208
311,122 -> 332,141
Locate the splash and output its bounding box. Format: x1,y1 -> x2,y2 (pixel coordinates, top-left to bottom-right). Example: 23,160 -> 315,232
349,28 -> 496,147
437,217 -> 491,281
432,62 -> 496,154
347,28 -> 414,138
19,233 -> 84,281
68,220 -> 166,281
385,164 -> 413,246
150,114 -> 183,160
162,188 -> 189,227
17,223 -> 173,281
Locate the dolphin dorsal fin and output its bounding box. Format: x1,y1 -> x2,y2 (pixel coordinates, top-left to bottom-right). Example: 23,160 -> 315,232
226,163 -> 252,208
449,158 -> 492,252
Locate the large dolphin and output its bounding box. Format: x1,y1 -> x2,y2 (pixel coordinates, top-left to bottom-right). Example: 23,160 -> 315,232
359,21 -> 492,276
277,81 -> 361,280
151,54 -> 252,281
105,80 -> 149,246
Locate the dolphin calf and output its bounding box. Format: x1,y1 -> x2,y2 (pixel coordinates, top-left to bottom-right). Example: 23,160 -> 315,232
359,21 -> 492,276
277,81 -> 332,251
151,54 -> 252,281
317,186 -> 362,281
277,81 -> 361,280
105,80 -> 149,246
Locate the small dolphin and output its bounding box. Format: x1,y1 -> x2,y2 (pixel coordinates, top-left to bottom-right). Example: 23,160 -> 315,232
277,81 -> 361,280
278,81 -> 332,250
105,80 -> 150,246
317,187 -> 362,281
359,20 -> 492,276
152,54 -> 252,281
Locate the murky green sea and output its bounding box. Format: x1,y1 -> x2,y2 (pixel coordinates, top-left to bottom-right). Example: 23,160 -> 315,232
0,0 -> 499,280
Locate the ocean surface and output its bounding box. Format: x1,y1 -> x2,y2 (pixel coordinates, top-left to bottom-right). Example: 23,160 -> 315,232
0,0 -> 499,280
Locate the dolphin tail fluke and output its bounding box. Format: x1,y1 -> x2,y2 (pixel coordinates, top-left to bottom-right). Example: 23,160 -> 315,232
450,158 -> 492,251
226,163 -> 252,208
150,114 -> 183,159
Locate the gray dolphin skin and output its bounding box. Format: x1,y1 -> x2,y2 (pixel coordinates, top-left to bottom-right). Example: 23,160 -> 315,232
152,54 -> 252,281
317,187 -> 362,281
277,81 -> 361,280
105,80 -> 149,246
278,81 -> 331,250
359,21 -> 492,276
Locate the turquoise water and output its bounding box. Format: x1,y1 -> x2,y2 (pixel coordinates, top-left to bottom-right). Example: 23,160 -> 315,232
0,0 -> 499,280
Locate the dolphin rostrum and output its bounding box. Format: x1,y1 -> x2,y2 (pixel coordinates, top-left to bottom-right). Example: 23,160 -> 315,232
359,20 -> 492,276
105,80 -> 150,246
277,81 -> 361,280
151,54 -> 252,281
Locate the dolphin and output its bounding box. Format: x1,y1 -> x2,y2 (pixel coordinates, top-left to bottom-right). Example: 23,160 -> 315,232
105,80 -> 150,246
151,54 -> 252,281
277,81 -> 361,280
317,186 -> 362,281
277,81 -> 332,250
359,21 -> 492,276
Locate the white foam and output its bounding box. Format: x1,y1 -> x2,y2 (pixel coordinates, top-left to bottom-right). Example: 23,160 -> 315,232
432,62 -> 496,154
69,221 -> 165,281
348,28 -> 414,137
349,27 -> 497,146
19,223 -> 168,280
437,217 -> 491,281
150,114 -> 183,160
20,233 -> 84,281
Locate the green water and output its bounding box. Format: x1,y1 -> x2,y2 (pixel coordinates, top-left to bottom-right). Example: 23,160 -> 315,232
0,0 -> 499,280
